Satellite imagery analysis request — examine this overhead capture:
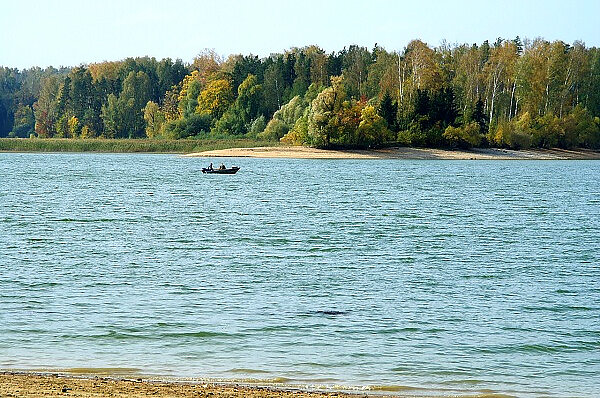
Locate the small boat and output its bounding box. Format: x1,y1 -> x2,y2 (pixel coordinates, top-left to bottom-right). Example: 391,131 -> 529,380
202,166 -> 240,174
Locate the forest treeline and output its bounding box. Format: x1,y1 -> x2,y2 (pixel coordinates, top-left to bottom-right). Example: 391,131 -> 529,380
1,37 -> 600,149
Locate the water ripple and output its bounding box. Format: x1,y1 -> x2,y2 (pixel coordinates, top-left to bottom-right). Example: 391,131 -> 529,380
1,154 -> 599,398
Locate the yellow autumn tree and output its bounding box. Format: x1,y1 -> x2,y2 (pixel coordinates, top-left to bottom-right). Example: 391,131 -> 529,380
80,125 -> 94,139
196,78 -> 234,120
177,71 -> 202,117
67,116 -> 80,138
356,105 -> 391,146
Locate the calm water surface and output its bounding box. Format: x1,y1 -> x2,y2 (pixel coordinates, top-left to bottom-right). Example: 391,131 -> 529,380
1,153 -> 599,397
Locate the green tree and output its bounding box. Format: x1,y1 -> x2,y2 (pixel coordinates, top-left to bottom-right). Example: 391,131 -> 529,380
118,71 -> 153,137
33,75 -> 61,138
568,105 -> 600,148
259,95 -> 304,140
263,57 -> 286,113
483,41 -> 518,129
471,98 -> 488,132
281,109 -> 310,146
180,79 -> 202,119
342,45 -> 373,98
443,122 -> 482,148
143,101 -> 166,138
378,91 -> 397,130
307,76 -> 346,147
69,67 -> 94,120
493,119 -> 532,149
162,113 -> 211,139
100,94 -> 120,138
356,105 -> 391,147
10,105 -> 35,137
248,115 -> 267,136
366,47 -> 399,100
235,74 -> 263,124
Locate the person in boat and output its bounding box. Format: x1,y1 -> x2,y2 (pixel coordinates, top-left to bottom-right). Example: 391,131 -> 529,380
219,163 -> 226,170
208,162 -> 213,171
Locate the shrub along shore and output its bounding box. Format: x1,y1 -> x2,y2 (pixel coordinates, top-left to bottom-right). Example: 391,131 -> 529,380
0,138 -> 279,153
2,138 -> 599,160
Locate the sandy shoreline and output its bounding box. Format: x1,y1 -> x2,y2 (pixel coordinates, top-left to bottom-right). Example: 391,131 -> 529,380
0,372 -> 411,398
184,146 -> 600,160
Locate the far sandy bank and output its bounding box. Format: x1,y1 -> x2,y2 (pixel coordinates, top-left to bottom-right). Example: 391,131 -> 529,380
184,146 -> 600,160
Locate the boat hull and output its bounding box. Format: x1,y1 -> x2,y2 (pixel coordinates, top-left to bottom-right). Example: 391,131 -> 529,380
202,167 -> 240,174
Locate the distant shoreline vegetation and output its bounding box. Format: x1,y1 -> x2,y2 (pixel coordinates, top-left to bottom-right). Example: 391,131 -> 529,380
1,38 -> 599,150
0,138 -> 278,153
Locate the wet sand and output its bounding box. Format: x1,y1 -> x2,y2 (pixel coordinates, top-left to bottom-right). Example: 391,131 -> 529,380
0,372 -> 376,398
184,146 -> 600,160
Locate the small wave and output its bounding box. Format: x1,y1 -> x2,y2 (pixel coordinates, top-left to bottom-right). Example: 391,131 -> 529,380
168,239 -> 196,244
20,281 -> 61,288
441,378 -> 485,385
153,322 -> 190,328
63,329 -> 237,341
308,247 -> 341,252
475,342 -> 599,354
160,331 -> 242,339
396,213 -> 421,219
244,325 -> 309,333
223,376 -> 292,384
555,289 -> 576,294
26,237 -> 51,242
380,326 -> 446,335
293,361 -> 349,369
462,274 -> 506,279
380,327 -> 417,334
75,331 -> 154,341
227,368 -> 270,374
312,310 -> 349,316
50,218 -> 118,223
4,328 -> 48,335
522,305 -> 596,313
63,367 -> 141,375
367,384 -> 425,392
369,385 -> 518,398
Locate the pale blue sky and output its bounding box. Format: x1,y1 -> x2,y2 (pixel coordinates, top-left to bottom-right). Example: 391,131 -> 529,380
1,0 -> 599,69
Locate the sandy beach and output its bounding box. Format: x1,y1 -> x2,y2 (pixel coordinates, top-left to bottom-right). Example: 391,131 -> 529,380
183,146 -> 600,160
0,372 -> 392,398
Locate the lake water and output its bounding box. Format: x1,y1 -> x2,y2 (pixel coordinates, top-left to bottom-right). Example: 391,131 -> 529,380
1,153 -> 599,397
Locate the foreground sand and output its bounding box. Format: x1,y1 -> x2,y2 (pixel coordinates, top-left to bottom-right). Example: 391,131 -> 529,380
0,372 -> 376,398
184,146 -> 600,160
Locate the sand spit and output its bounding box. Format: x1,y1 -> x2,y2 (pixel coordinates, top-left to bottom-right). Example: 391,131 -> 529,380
184,146 -> 600,160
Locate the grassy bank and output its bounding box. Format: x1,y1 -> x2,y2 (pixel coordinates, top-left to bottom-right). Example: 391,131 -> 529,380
0,138 -> 280,154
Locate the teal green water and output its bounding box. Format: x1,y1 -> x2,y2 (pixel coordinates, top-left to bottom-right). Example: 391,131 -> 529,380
1,153 -> 599,397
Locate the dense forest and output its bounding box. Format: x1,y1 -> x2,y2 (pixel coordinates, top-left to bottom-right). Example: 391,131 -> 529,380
1,37 -> 600,149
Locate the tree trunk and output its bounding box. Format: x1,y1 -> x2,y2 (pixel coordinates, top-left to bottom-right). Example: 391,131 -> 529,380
488,73 -> 499,131
509,82 -> 516,119
275,78 -> 280,109
397,53 -> 402,105
545,83 -> 549,114
489,94 -> 495,132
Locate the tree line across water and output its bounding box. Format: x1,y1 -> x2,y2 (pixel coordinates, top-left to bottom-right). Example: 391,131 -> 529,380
1,37 -> 600,150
